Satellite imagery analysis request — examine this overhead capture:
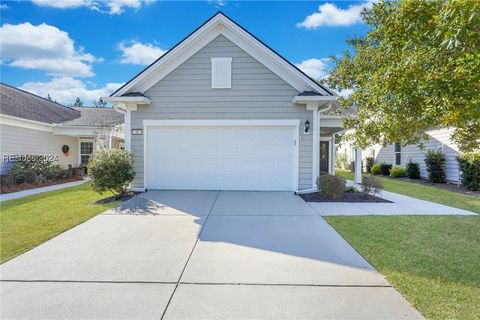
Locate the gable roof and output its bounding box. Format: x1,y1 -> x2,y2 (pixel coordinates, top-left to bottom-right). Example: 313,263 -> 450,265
0,82 -> 80,124
111,12 -> 334,97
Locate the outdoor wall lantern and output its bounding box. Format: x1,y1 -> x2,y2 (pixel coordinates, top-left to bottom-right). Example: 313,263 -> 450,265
304,119 -> 310,134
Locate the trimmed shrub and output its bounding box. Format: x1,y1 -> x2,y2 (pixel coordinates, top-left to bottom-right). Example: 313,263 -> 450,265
360,176 -> 383,198
457,153 -> 480,191
371,163 -> 382,175
316,174 -> 346,200
365,157 -> 375,173
424,150 -> 446,183
88,149 -> 135,195
380,163 -> 392,176
8,155 -> 61,184
406,160 -> 421,179
390,166 -> 407,178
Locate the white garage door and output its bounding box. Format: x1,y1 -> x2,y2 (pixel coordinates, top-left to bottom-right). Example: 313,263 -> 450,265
145,122 -> 297,191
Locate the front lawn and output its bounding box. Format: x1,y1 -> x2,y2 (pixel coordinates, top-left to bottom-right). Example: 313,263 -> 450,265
325,216 -> 480,319
335,169 -> 480,213
0,183 -> 118,264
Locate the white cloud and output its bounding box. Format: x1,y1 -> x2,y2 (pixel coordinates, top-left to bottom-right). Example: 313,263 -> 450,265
0,22 -> 100,77
31,0 -> 155,15
118,41 -> 166,65
338,88 -> 354,98
31,0 -> 93,9
20,77 -> 123,105
0,3 -> 9,9
297,1 -> 372,28
295,58 -> 329,80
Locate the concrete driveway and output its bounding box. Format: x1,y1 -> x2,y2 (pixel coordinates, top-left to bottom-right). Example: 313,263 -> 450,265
1,191 -> 423,319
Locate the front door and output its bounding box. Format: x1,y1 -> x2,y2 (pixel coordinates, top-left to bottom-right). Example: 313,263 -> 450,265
320,141 -> 329,173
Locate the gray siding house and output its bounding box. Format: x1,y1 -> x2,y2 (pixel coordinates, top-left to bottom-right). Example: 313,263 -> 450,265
107,13 -> 343,192
0,83 -> 124,174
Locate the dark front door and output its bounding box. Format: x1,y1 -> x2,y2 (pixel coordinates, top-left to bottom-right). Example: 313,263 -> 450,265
320,141 -> 329,173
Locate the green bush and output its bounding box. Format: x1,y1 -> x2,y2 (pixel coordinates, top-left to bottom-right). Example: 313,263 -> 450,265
88,149 -> 135,195
390,166 -> 407,178
371,163 -> 382,175
360,176 -> 383,198
457,153 -> 480,191
8,155 -> 61,184
365,157 -> 375,173
424,150 -> 446,183
335,154 -> 350,170
316,174 -> 346,200
406,160 -> 421,179
380,163 -> 392,176
346,186 -> 357,193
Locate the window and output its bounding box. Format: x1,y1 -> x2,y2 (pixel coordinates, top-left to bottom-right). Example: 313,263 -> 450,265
394,143 -> 401,165
211,57 -> 232,88
80,141 -> 94,165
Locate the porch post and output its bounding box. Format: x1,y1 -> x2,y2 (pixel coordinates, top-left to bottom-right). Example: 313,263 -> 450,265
125,109 -> 131,151
354,148 -> 362,184
330,134 -> 336,175
309,103 -> 320,189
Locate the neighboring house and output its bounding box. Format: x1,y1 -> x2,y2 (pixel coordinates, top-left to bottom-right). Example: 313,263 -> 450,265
337,127 -> 462,182
0,83 -> 124,174
106,12 -> 343,192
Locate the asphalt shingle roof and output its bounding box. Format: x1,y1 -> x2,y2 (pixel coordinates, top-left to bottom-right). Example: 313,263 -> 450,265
0,82 -> 80,124
0,83 -> 124,127
63,107 -> 124,127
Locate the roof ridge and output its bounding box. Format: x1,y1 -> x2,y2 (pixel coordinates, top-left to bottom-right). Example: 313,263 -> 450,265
0,82 -> 80,113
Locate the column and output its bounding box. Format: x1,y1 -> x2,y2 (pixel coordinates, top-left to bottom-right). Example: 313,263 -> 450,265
354,148 -> 362,183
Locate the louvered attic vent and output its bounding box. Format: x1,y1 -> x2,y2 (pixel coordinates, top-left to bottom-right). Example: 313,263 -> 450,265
211,57 -> 232,88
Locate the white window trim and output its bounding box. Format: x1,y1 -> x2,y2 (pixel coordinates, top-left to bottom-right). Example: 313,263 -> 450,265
143,119 -> 300,191
211,57 -> 232,89
79,139 -> 94,166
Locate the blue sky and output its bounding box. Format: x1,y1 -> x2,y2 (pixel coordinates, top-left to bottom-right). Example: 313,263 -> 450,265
0,0 -> 370,104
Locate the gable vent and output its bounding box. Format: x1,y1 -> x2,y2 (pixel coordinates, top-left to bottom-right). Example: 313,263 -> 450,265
211,57 -> 232,88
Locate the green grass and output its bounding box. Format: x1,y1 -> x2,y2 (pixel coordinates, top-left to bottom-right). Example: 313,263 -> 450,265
325,216 -> 480,319
335,169 -> 480,213
0,183 -> 118,264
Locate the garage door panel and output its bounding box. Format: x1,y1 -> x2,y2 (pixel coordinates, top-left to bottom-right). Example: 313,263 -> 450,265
146,125 -> 296,191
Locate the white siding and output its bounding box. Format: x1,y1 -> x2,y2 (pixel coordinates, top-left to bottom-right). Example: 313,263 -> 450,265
131,35 -> 313,190
338,128 -> 461,182
0,124 -> 79,174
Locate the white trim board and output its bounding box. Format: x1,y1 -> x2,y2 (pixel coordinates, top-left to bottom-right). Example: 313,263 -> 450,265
112,13 -> 332,97
143,119 -> 300,191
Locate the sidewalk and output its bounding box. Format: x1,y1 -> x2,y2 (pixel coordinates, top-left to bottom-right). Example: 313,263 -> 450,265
0,179 -> 88,202
308,181 -> 477,216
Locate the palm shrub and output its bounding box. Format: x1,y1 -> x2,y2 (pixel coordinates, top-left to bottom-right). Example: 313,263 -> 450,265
371,163 -> 382,175
424,150 -> 446,183
88,149 -> 135,195
457,153 -> 480,191
390,166 -> 407,178
360,176 -> 382,198
316,174 -> 346,200
365,157 -> 375,173
405,160 -> 421,179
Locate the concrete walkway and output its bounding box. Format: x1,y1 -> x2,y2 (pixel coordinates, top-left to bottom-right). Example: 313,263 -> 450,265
309,182 -> 478,216
0,191 -> 423,319
0,179 -> 88,202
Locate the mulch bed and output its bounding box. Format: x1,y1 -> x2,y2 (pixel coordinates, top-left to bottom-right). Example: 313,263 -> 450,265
0,176 -> 83,194
299,192 -> 392,203
94,191 -> 140,204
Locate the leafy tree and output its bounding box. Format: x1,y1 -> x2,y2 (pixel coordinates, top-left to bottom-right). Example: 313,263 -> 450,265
94,97 -> 107,108
327,0 -> 480,152
72,97 -> 84,108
